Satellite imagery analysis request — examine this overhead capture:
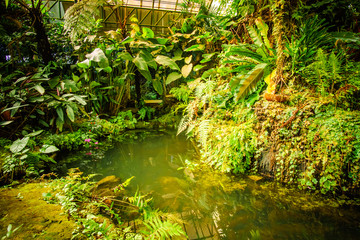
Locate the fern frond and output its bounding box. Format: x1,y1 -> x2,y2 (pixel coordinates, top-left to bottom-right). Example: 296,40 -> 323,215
177,116 -> 188,135
247,25 -> 263,47
195,82 -> 206,99
64,0 -> 108,42
234,63 -> 267,101
223,44 -> 264,63
198,120 -> 210,147
143,216 -> 186,240
255,18 -> 272,51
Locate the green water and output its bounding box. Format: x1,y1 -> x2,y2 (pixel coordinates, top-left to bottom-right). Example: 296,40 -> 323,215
79,131 -> 360,240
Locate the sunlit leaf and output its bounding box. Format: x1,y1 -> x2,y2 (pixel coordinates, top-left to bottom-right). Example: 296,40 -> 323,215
139,70 -> 153,82
185,44 -> 205,52
133,56 -> 149,71
34,84 -> 45,95
74,95 -> 87,105
56,107 -> 64,122
118,52 -> 133,61
26,130 -> 44,137
77,59 -> 91,69
142,27 -> 154,38
0,121 -> 13,126
155,55 -> 180,71
235,63 -> 267,101
181,63 -> 193,78
10,137 -> 29,154
40,145 -> 60,154
152,79 -> 163,95
166,72 -> 182,85
66,105 -> 75,122
193,65 -> 205,71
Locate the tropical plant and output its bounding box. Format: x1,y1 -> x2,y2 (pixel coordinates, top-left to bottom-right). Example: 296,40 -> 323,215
1,132 -> 58,182
4,0 -> 54,64
0,66 -> 87,134
284,15 -> 332,75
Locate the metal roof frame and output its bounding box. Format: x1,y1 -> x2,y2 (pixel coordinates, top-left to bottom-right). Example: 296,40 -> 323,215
47,0 -> 200,34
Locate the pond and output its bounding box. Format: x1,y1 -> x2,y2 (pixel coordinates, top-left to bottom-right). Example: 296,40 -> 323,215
67,131 -> 360,240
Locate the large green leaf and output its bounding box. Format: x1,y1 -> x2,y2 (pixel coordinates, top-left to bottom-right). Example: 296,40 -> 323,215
139,70 -> 153,82
166,72 -> 182,85
173,49 -> 183,61
26,130 -> 44,137
10,137 -> 29,154
152,79 -> 163,95
34,84 -> 45,95
255,18 -> 272,50
247,25 -> 263,47
184,44 -> 205,52
133,56 -> 149,71
157,38 -> 169,45
181,64 -> 193,78
40,145 -> 60,154
74,95 -> 87,105
234,63 -> 267,102
56,107 -> 64,122
201,68 -> 217,79
193,65 -> 205,71
77,59 -> 91,69
66,105 -> 75,122
64,80 -> 79,92
56,117 -> 64,132
200,53 -> 216,63
140,50 -> 157,70
86,48 -> 109,68
118,52 -> 133,61
48,76 -> 60,88
155,55 -> 180,71
142,27 -> 154,38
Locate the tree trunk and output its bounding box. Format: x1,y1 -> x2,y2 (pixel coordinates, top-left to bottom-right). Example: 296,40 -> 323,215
31,8 -> 53,65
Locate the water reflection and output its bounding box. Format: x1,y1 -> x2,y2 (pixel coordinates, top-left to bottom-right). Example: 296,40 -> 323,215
85,131 -> 360,240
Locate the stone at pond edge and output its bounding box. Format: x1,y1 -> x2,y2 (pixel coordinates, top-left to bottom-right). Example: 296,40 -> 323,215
93,175 -> 122,197
248,175 -> 263,182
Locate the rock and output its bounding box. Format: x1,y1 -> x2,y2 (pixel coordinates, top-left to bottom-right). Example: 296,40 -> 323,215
94,175 -> 121,197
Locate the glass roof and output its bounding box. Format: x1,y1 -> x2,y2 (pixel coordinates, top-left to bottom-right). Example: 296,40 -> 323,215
121,0 -> 201,13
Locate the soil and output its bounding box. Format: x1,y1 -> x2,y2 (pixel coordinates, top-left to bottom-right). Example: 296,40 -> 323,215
0,182 -> 76,240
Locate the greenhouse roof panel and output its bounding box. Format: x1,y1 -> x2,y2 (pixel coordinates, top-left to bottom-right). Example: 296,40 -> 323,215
120,0 -> 200,12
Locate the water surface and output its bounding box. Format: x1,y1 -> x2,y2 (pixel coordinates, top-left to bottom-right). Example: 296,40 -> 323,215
76,131 -> 360,240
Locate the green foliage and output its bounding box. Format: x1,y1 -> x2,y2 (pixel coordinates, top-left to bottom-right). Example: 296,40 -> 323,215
285,16 -> 332,74
138,107 -> 155,121
255,98 -> 360,194
294,0 -> 360,32
170,85 -> 193,104
64,0 -> 107,42
1,133 -> 59,182
47,171 -> 186,239
303,49 -> 342,95
142,215 -> 185,240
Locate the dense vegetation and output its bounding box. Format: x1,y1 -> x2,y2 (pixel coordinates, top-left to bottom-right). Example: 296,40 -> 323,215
1,0 -> 360,238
